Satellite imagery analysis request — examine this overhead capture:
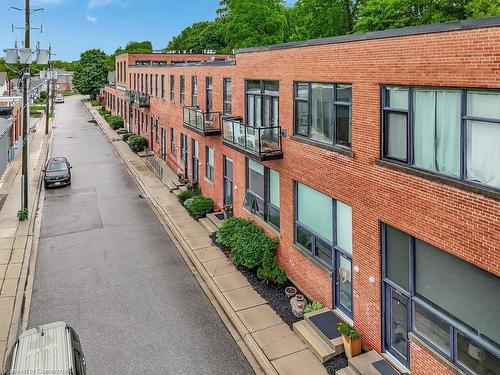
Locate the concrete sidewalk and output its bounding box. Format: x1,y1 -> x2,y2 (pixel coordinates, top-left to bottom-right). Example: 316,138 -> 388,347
0,119 -> 50,368
86,101 -> 327,375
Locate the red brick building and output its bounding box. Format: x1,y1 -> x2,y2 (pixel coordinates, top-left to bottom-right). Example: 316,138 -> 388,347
103,18 -> 500,375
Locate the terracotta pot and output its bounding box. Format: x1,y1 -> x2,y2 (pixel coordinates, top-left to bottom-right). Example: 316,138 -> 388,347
341,335 -> 362,359
285,286 -> 297,299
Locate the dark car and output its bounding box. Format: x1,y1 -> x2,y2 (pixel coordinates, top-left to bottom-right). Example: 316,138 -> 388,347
44,157 -> 72,188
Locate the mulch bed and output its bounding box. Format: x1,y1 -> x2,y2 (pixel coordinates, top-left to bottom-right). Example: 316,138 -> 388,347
210,233 -> 348,374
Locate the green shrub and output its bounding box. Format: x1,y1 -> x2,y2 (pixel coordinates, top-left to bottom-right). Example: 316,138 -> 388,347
17,209 -> 28,221
303,301 -> 324,314
185,196 -> 214,219
216,217 -> 254,248
122,132 -> 133,141
91,99 -> 100,107
178,187 -> 201,204
107,116 -> 124,130
39,91 -> 48,101
337,322 -> 361,339
257,245 -> 287,285
128,135 -> 148,152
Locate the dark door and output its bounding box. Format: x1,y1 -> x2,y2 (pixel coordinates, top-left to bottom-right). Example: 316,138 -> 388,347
223,156 -> 233,206
335,252 -> 353,317
192,139 -> 199,181
161,128 -> 166,161
384,286 -> 409,366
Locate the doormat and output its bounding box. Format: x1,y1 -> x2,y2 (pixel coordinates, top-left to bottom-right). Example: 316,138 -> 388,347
373,359 -> 400,375
308,310 -> 341,340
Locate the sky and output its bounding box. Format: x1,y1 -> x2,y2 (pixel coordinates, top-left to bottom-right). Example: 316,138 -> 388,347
0,0 -> 226,61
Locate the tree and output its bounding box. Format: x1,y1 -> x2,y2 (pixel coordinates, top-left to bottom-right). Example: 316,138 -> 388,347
107,41 -> 153,71
73,49 -> 108,99
466,0 -> 500,18
288,0 -> 358,41
354,0 -> 471,33
223,0 -> 289,50
165,21 -> 226,53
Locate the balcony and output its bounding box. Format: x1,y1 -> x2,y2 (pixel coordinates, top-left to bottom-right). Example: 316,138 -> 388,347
183,106 -> 222,136
126,90 -> 150,107
222,117 -> 283,161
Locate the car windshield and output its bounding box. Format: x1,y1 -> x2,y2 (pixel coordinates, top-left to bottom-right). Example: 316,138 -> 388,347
47,161 -> 67,172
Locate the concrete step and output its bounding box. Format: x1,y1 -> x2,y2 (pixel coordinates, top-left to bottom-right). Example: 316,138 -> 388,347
304,308 -> 344,354
349,350 -> 401,375
173,185 -> 188,196
199,217 -> 218,234
293,320 -> 336,363
336,367 -> 357,375
206,212 -> 225,230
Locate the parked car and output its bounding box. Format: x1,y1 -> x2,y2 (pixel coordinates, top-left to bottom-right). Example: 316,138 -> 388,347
54,94 -> 64,103
7,322 -> 87,375
43,157 -> 72,188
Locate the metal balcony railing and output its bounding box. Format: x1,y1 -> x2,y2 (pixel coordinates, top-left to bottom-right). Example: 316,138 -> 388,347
183,106 -> 221,135
126,90 -> 150,107
222,117 -> 283,160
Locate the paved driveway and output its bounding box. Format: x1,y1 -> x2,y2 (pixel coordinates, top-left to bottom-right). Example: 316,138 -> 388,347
29,95 -> 254,375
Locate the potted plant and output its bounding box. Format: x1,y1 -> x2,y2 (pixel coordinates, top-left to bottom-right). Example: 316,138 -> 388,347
223,204 -> 233,219
337,322 -> 361,358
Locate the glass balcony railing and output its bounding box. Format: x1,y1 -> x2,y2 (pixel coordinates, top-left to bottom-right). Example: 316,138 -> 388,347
183,106 -> 221,135
126,90 -> 150,107
222,117 -> 283,160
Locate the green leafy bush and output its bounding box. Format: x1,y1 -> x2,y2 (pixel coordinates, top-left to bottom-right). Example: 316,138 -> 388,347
185,196 -> 214,219
178,186 -> 201,204
122,132 -> 133,141
128,135 -> 148,152
107,116 -> 124,130
337,322 -> 361,339
91,99 -> 100,106
216,217 -> 254,248
257,245 -> 287,285
304,301 -> 324,314
17,209 -> 28,221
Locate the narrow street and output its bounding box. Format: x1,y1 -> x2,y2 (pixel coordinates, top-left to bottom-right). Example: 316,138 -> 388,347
28,95 -> 254,375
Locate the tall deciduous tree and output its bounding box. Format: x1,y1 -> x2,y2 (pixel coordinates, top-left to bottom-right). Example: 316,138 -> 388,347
288,0 -> 358,40
74,49 -> 108,99
466,0 -> 500,18
165,21 -> 226,53
107,41 -> 153,71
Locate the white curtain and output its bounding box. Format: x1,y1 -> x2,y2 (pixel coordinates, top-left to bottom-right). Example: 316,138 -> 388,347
467,120 -> 500,188
413,90 -> 460,177
311,84 -> 333,143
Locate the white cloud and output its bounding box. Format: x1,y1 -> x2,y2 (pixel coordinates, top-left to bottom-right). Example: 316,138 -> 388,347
86,15 -> 98,23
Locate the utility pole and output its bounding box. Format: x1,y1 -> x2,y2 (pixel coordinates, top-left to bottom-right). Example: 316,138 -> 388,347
44,71 -> 50,135
21,0 -> 30,211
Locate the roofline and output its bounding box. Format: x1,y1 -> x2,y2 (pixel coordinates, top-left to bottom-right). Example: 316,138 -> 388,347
127,59 -> 236,69
236,16 -> 500,54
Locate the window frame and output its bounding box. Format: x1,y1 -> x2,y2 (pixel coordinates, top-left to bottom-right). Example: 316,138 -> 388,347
293,81 -> 353,149
244,159 -> 280,231
180,133 -> 188,162
223,77 -> 232,116
205,146 -> 215,181
161,74 -> 165,99
381,86 -> 500,192
206,76 -> 213,113
191,76 -> 198,107
245,79 -> 280,128
155,119 -> 159,143
170,75 -> 175,102
381,223 -> 500,372
170,127 -> 176,154
180,75 -> 186,105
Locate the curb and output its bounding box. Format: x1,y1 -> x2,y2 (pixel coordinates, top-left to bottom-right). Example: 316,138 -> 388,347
84,101 -> 279,375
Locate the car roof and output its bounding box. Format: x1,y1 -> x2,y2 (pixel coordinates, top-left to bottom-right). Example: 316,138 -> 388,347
12,322 -> 72,372
48,157 -> 68,163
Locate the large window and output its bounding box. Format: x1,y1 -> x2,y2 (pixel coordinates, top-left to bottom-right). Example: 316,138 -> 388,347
383,224 -> 500,374
294,82 -> 352,148
244,160 -> 280,230
295,182 -> 352,269
246,80 -> 279,128
180,133 -> 188,162
192,139 -> 199,181
180,75 -> 186,104
205,146 -> 214,181
223,78 -> 232,115
170,75 -> 175,101
382,87 -> 500,189
155,74 -> 158,97
206,77 -> 213,113
170,127 -> 175,154
161,75 -> 165,99
191,76 -> 198,107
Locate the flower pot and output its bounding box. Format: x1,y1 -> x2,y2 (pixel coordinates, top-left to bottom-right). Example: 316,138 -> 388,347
341,335 -> 362,359
285,286 -> 297,299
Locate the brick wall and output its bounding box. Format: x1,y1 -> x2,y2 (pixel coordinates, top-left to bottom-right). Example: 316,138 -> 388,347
105,24 -> 500,373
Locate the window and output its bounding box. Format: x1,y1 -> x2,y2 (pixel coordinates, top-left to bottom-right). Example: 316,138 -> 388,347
243,160 -> 280,229
295,182 -> 352,268
206,77 -> 213,113
223,78 -> 232,115
170,127 -> 175,153
180,75 -> 185,104
294,82 -> 352,148
192,140 -> 199,181
382,87 -> 500,189
150,74 -> 153,95
145,74 -> 148,95
383,224 -> 500,373
205,146 -> 214,181
155,119 -> 159,142
180,133 -> 188,162
170,75 -> 175,101
161,75 -> 165,99
191,76 -> 198,107
246,80 -> 279,128
155,74 -> 158,97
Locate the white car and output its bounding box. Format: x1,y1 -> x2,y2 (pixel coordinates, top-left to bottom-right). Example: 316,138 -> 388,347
54,94 -> 64,103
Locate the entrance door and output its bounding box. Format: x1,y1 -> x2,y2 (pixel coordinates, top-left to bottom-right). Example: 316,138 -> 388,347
335,253 -> 353,317
192,140 -> 199,181
161,128 -> 166,161
384,286 -> 409,366
223,156 -> 233,206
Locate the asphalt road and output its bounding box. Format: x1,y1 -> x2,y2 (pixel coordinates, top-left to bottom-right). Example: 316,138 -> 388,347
29,95 -> 254,375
